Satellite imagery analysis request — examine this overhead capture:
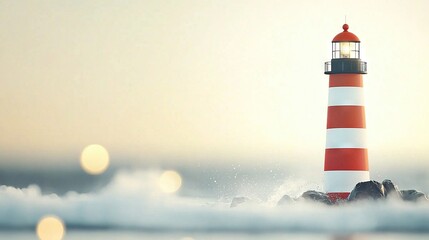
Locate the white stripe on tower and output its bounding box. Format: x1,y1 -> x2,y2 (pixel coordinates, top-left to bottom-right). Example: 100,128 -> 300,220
325,128 -> 367,149
328,87 -> 365,106
324,171 -> 370,193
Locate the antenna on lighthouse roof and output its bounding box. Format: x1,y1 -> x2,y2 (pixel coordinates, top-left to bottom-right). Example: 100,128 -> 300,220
345,15 -> 347,24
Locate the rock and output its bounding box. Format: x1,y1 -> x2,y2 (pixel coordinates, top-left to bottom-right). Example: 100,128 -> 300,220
277,194 -> 294,206
382,179 -> 402,199
230,196 -> 251,208
348,180 -> 385,201
400,190 -> 428,202
299,190 -> 332,205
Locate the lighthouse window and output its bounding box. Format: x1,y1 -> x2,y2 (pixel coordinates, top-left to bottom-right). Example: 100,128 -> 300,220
332,42 -> 360,59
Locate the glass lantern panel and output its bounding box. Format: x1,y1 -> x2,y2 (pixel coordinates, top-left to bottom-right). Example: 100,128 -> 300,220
332,42 -> 360,59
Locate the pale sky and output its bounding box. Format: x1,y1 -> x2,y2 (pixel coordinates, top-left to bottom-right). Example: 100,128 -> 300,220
1,0 -> 429,168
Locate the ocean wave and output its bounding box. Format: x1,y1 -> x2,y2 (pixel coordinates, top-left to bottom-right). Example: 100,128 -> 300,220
1,169 -> 429,233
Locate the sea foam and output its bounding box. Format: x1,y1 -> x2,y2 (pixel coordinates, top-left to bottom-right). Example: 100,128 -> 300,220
0,169 -> 428,233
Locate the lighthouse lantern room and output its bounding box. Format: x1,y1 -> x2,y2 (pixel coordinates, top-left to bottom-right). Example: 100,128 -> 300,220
325,24 -> 367,74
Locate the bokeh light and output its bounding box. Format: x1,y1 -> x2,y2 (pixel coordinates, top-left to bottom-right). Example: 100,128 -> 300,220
80,144 -> 110,175
36,215 -> 65,240
159,170 -> 182,193
181,237 -> 195,240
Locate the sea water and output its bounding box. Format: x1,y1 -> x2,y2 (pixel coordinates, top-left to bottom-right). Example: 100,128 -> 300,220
1,232 -> 429,240
1,168 -> 429,240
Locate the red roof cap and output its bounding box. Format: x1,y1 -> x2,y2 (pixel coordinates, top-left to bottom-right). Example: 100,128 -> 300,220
332,24 -> 360,42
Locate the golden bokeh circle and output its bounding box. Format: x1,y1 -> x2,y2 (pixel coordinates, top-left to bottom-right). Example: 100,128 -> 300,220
36,215 -> 65,240
80,144 -> 110,175
159,170 -> 182,193
181,237 -> 195,240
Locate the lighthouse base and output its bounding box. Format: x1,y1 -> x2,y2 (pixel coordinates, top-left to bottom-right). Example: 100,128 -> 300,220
327,192 -> 350,202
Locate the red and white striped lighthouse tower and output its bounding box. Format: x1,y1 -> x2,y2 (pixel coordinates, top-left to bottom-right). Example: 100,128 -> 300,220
324,24 -> 369,202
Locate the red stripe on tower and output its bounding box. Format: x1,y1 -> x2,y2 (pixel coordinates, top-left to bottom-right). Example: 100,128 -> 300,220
325,148 -> 368,170
323,24 -> 369,202
329,74 -> 363,87
327,106 -> 366,128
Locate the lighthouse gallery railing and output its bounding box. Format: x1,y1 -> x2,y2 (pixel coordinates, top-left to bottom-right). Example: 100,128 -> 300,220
324,60 -> 367,74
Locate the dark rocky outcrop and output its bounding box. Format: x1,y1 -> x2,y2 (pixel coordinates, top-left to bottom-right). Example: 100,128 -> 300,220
299,190 -> 332,205
348,180 -> 385,201
400,190 -> 428,202
234,179 -> 427,207
277,194 -> 294,206
348,179 -> 428,202
230,196 -> 251,208
382,179 -> 402,199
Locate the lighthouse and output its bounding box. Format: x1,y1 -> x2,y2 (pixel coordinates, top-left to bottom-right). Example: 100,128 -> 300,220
324,24 -> 369,202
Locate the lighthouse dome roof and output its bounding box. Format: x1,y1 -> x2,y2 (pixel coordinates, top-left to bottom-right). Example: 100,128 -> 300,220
332,24 -> 360,42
